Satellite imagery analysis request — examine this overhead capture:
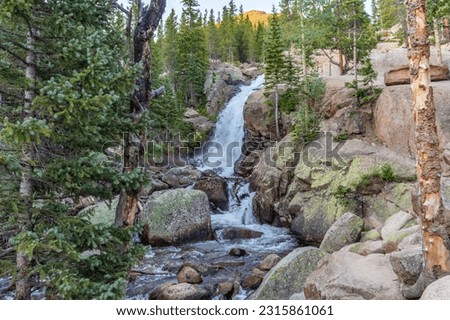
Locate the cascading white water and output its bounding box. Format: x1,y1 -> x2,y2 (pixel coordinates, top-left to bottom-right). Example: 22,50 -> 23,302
197,75 -> 265,177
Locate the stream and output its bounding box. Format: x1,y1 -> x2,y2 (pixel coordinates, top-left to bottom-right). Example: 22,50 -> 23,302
126,75 -> 299,300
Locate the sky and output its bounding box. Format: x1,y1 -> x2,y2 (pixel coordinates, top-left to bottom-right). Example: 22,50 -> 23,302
119,1 -> 372,19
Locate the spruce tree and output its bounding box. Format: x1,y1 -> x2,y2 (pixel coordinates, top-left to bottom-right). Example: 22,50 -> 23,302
176,0 -> 208,108
265,6 -> 287,140
0,0 -> 146,299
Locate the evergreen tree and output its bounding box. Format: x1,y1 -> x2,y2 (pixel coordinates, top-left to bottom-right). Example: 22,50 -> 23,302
176,0 -> 208,108
0,0 -> 145,299
251,21 -> 266,62
162,9 -> 179,86
206,9 -> 220,60
265,6 -> 287,140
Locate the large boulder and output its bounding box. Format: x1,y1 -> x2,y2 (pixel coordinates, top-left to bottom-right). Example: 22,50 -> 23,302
193,174 -> 228,210
374,85 -> 450,160
251,247 -> 327,300
177,265 -> 203,284
389,246 -> 423,286
140,189 -> 213,246
161,166 -> 202,188
319,212 -> 364,253
183,109 -> 215,136
381,211 -> 416,240
384,64 -> 449,86
244,89 -> 274,139
420,276 -> 450,300
304,251 -> 404,300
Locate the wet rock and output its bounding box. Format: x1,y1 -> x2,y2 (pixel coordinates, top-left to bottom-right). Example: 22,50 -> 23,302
161,166 -> 202,188
177,265 -> 203,284
221,227 -> 263,240
155,283 -> 211,300
420,276 -> 450,300
389,246 -> 423,286
217,281 -> 240,300
257,254 -> 281,271
384,64 -> 449,86
229,248 -> 248,257
149,282 -> 176,300
381,211 -> 415,240
193,175 -> 228,210
243,268 -> 266,290
304,251 -> 404,300
140,189 -> 213,246
251,247 -> 327,300
319,212 -> 364,253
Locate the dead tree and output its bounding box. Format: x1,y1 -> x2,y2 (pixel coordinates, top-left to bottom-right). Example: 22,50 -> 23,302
402,0 -> 450,299
114,0 -> 166,228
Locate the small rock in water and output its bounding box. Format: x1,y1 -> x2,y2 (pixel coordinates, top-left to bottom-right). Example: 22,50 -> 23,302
217,281 -> 240,300
154,283 -> 211,300
229,248 -> 248,257
149,282 -> 176,300
257,254 -> 281,271
221,227 -> 263,240
177,265 -> 203,284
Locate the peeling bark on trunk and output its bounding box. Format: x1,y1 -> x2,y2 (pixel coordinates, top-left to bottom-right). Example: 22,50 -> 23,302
115,0 -> 166,228
402,0 -> 450,299
433,18 -> 442,65
15,26 -> 36,301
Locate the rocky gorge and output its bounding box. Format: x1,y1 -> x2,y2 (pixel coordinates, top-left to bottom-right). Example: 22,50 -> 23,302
71,44 -> 450,300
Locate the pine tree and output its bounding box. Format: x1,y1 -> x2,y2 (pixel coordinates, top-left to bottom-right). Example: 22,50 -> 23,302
162,9 -> 179,86
0,0 -> 147,299
251,21 -> 266,62
176,0 -> 208,108
265,6 -> 287,140
206,9 -> 220,60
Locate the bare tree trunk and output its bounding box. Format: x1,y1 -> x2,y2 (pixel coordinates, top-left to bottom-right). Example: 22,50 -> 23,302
402,0 -> 450,299
274,86 -> 280,141
353,18 -> 358,85
115,0 -> 166,228
433,18 -> 442,65
338,48 -> 344,75
300,11 -> 307,76
443,17 -> 450,43
15,26 -> 36,301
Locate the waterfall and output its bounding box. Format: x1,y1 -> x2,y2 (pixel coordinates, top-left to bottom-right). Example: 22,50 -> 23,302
197,75 -> 265,177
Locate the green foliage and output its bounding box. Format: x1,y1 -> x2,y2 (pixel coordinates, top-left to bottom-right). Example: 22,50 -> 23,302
293,106 -> 320,144
334,132 -> 349,142
0,0 -> 146,299
11,210 -> 144,299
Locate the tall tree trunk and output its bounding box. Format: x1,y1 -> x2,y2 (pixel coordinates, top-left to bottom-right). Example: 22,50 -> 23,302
433,18 -> 442,65
15,26 -> 37,300
443,17 -> 450,43
338,48 -> 344,75
115,0 -> 166,228
274,86 -> 280,141
402,0 -> 450,299
353,18 -> 358,85
300,11 -> 307,76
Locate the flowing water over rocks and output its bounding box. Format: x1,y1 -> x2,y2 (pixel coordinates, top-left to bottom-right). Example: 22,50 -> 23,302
127,76 -> 299,300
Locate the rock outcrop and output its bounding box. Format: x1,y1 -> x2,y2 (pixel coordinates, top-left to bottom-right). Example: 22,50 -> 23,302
193,172 -> 228,210
140,189 -> 213,246
384,64 -> 449,86
183,108 -> 215,136
161,166 -> 202,188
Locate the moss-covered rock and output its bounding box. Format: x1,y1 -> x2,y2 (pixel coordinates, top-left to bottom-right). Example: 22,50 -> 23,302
86,197 -> 118,225
140,189 -> 213,246
251,247 -> 327,300
319,212 -> 364,253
